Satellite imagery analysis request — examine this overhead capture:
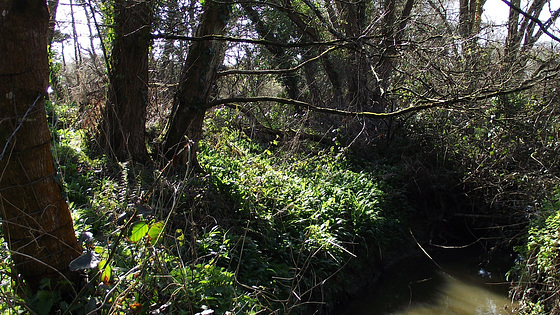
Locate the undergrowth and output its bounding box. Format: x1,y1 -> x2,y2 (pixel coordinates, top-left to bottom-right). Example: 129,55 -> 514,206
511,192 -> 560,314
0,107 -> 410,314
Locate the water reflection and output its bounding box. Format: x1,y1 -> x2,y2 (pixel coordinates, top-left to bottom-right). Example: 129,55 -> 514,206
341,249 -> 517,315
392,271 -> 515,314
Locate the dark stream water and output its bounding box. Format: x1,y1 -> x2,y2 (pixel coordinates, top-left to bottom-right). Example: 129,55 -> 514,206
339,248 -> 517,314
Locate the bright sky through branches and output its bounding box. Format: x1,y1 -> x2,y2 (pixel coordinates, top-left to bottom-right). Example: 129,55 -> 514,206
51,0 -> 560,64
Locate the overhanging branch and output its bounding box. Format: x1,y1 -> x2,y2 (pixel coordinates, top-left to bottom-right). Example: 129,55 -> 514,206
151,33 -> 349,47
205,71 -> 554,118
217,46 -> 338,76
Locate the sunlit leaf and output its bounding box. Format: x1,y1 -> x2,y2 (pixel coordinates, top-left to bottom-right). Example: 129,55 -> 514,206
99,260 -> 111,284
94,246 -> 105,255
148,221 -> 165,244
129,221 -> 148,243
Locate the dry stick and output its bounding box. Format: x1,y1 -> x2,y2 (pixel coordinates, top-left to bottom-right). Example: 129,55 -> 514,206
91,265 -> 142,315
70,146 -> 193,312
81,0 -> 99,66
142,141 -> 192,203
151,33 -> 381,48
68,0 -> 82,66
336,118 -> 366,159
217,46 -> 339,76
62,206 -> 138,315
409,228 -> 442,270
84,0 -> 110,73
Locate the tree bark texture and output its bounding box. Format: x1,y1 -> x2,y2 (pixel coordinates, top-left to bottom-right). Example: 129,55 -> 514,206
163,0 -> 231,168
100,0 -> 151,163
458,0 -> 485,54
0,0 -> 81,292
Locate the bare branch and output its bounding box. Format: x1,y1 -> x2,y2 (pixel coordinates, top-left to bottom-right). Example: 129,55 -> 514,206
206,69 -> 556,118
502,0 -> 560,43
217,46 -> 338,76
151,33 -> 351,47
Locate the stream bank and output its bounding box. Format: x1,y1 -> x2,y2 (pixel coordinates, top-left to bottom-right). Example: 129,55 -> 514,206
337,246 -> 517,314
325,201 -> 524,315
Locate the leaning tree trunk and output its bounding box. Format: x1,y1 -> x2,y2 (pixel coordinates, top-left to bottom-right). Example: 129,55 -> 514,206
0,0 -> 81,292
163,0 -> 231,168
100,0 -> 151,163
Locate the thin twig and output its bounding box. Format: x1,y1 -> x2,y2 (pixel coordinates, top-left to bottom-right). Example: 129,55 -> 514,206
0,94 -> 42,162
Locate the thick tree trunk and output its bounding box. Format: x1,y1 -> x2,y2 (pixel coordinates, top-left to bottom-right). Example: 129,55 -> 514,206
163,1 -> 231,168
504,0 -> 522,62
0,0 -> 81,292
100,0 -> 151,163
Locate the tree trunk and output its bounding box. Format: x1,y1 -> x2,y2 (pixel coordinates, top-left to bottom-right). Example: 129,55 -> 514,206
458,0 -> 485,65
47,0 -> 67,101
283,2 -> 344,102
163,0 -> 231,168
242,3 -> 300,103
504,0 -> 521,61
100,0 -> 151,163
0,0 -> 81,293
47,0 -> 59,44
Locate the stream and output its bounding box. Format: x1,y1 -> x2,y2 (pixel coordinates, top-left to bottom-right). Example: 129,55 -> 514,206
339,247 -> 517,314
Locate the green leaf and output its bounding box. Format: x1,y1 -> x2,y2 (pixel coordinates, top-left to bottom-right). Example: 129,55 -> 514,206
148,221 -> 165,244
36,290 -> 56,315
99,260 -> 112,284
129,221 -> 148,243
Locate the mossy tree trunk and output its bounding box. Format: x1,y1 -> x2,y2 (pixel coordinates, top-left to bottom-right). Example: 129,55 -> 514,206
0,0 -> 81,293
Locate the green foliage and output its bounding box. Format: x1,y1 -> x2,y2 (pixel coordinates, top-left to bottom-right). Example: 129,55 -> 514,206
408,92 -> 560,209
198,126 -> 409,311
407,91 -> 560,314
19,115 -> 408,313
129,221 -> 150,243
5,96 -> 409,313
0,238 -> 27,314
511,193 -> 560,314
